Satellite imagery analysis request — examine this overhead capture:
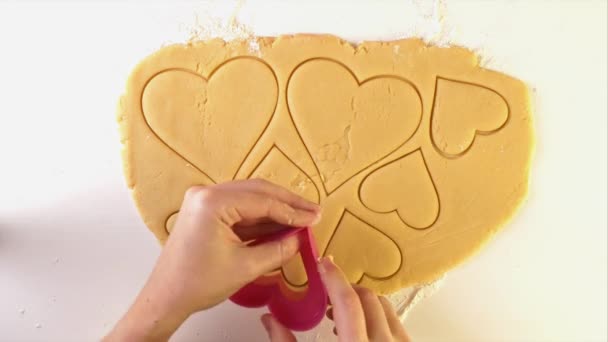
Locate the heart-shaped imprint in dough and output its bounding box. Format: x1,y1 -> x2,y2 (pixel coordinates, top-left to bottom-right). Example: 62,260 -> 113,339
325,210 -> 402,282
287,58 -> 422,194
247,145 -> 320,204
359,149 -> 439,229
431,77 -> 509,157
142,57 -> 278,183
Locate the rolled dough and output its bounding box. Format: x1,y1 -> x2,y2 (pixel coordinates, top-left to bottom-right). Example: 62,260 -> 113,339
118,35 -> 534,294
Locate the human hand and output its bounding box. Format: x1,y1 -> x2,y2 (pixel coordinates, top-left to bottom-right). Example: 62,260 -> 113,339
105,179 -> 321,341
261,257 -> 411,342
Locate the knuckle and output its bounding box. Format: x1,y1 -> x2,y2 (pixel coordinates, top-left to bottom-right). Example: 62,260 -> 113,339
357,287 -> 376,303
279,237 -> 298,261
265,197 -> 281,213
273,201 -> 295,224
278,240 -> 288,262
337,289 -> 360,310
184,185 -> 204,199
185,186 -> 217,207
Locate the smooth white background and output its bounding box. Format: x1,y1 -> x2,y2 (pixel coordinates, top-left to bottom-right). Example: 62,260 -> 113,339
0,1 -> 606,341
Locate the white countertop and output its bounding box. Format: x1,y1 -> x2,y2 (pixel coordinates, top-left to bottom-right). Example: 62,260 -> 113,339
0,1 -> 606,341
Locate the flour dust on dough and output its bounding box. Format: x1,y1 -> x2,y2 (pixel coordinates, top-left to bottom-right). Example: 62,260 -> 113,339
119,35 -> 534,294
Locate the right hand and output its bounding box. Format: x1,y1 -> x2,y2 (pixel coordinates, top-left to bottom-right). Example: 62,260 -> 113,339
261,257 -> 411,342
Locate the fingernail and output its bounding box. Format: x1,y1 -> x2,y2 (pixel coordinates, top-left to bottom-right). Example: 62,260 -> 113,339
285,205 -> 296,226
311,211 -> 322,225
318,255 -> 334,274
283,235 -> 300,256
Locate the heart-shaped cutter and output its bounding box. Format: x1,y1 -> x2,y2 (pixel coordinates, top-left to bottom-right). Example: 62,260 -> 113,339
230,227 -> 328,331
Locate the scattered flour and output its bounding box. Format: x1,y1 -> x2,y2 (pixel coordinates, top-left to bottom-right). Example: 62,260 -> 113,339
248,39 -> 261,56
162,0 -> 500,73
390,275 -> 447,322
186,14 -> 253,43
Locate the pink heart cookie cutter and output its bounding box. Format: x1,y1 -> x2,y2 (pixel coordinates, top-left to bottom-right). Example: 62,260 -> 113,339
230,227 -> 328,331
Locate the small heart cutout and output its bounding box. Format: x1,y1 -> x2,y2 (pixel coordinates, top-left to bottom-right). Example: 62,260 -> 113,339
431,77 -> 509,157
325,210 -> 402,282
142,57 -> 278,183
359,149 -> 439,229
248,145 -> 320,204
287,58 -> 422,194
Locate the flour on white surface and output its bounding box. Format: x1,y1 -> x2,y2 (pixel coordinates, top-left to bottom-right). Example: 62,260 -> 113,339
173,0 -> 499,72
175,0 -> 267,57
386,274 -> 446,322
248,39 -> 261,56
186,15 -> 253,43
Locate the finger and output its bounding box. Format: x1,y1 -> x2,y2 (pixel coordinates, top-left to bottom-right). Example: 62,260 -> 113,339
227,192 -> 320,227
353,285 -> 392,340
239,233 -> 300,279
223,179 -> 321,212
379,296 -> 411,342
233,222 -> 288,241
261,314 -> 297,342
318,256 -> 367,341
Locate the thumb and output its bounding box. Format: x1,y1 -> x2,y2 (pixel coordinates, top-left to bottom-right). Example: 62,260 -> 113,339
261,314 -> 297,342
240,234 -> 300,279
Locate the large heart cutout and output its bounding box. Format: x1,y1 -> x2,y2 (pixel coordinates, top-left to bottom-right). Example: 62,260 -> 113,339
325,210 -> 402,282
142,57 -> 278,183
359,149 -> 439,229
430,77 -> 509,158
287,58 -> 422,194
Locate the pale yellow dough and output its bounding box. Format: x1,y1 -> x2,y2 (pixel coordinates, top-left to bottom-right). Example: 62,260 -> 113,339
119,35 -> 534,294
